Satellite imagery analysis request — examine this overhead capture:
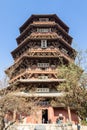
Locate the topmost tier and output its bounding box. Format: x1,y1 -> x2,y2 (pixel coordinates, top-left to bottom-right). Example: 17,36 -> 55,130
19,14 -> 69,34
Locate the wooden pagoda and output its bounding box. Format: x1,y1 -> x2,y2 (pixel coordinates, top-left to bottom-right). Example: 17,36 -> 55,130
5,14 -> 78,124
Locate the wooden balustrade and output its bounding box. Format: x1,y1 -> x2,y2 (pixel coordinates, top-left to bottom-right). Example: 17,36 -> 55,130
9,69 -> 58,84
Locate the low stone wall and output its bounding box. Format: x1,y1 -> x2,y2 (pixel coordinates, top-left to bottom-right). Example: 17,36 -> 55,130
72,125 -> 87,130
6,124 -> 73,130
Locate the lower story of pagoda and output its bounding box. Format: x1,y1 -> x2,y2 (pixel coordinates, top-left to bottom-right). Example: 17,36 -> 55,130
4,105 -> 79,125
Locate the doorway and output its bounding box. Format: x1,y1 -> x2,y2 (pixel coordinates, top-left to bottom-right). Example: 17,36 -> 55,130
42,109 -> 48,123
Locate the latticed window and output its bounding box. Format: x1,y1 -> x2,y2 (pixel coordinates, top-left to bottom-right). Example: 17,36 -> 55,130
37,63 -> 49,68
36,88 -> 49,92
41,40 -> 47,48
39,18 -> 49,21
38,101 -> 50,106
37,28 -> 51,33
38,76 -> 48,79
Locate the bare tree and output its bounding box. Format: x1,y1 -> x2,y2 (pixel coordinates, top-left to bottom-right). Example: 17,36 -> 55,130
0,92 -> 43,130
0,75 -> 9,89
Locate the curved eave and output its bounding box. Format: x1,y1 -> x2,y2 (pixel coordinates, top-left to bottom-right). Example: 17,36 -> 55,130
17,22 -> 56,44
12,34 -> 74,57
5,63 -> 15,76
58,37 -> 76,55
19,14 -> 69,33
53,14 -> 69,32
5,55 -> 61,76
29,33 -> 75,53
5,56 -> 57,73
11,49 -> 74,70
17,22 -> 72,45
19,14 -> 33,33
14,52 -> 74,67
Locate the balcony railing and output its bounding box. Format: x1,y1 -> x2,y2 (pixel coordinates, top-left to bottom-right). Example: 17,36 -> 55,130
9,69 -> 58,83
12,91 -> 65,97
14,47 -> 74,65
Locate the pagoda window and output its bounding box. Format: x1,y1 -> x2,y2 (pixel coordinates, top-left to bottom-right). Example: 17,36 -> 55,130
39,18 -> 49,21
38,75 -> 48,79
36,88 -> 49,93
37,63 -> 49,68
37,28 -> 51,33
38,101 -> 49,106
41,40 -> 47,48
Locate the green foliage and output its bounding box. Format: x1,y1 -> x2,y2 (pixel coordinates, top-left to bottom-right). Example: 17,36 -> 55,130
57,63 -> 82,92
57,63 -> 87,119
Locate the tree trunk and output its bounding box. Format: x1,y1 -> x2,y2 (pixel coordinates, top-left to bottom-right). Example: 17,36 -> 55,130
67,106 -> 72,123
0,115 -> 5,130
13,109 -> 17,122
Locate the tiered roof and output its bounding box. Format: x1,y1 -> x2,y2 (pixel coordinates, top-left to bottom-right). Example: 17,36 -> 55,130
5,14 -> 76,85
